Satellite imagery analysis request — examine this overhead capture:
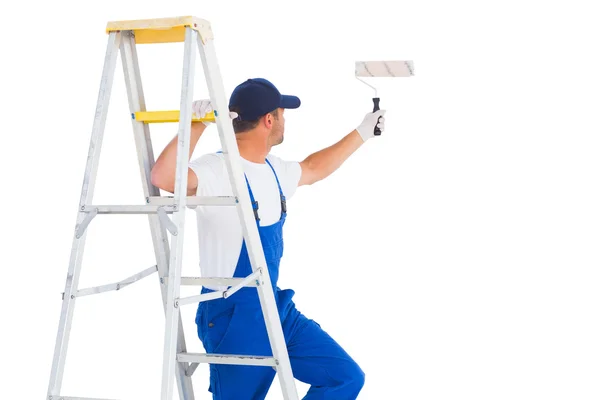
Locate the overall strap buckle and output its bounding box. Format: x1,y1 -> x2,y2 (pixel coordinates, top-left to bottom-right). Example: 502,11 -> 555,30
252,201 -> 260,222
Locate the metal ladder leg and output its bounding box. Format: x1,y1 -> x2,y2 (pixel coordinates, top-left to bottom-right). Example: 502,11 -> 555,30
160,26 -> 197,400
119,31 -> 195,400
46,31 -> 123,399
195,31 -> 300,400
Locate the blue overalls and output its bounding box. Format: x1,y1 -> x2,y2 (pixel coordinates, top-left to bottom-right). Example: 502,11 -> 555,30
195,157 -> 365,399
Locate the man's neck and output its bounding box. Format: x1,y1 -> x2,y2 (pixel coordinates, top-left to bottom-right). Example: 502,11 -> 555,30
236,134 -> 271,164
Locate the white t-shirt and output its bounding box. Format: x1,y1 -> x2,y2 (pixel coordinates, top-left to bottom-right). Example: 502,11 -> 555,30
188,151 -> 302,289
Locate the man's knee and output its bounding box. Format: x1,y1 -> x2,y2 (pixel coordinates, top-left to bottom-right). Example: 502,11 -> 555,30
346,361 -> 366,396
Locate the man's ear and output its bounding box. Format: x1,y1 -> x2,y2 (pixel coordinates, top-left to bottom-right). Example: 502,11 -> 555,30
263,113 -> 273,128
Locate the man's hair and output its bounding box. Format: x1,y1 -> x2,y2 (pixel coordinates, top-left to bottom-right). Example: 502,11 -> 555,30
230,106 -> 279,134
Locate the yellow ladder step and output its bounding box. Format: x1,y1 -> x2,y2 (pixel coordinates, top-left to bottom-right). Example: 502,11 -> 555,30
134,110 -> 216,124
106,16 -> 213,44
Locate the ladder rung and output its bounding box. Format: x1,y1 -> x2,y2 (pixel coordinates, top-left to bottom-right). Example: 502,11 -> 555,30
148,196 -> 236,207
83,205 -> 174,214
55,396 -> 119,400
178,352 -> 277,367
105,16 -> 213,44
134,110 -> 216,123
82,196 -> 237,215
167,276 -> 259,287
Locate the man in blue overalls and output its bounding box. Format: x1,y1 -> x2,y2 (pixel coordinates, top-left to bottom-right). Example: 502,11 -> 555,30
151,78 -> 386,399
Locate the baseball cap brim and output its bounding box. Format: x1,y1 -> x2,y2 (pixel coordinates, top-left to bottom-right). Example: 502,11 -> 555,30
280,94 -> 301,109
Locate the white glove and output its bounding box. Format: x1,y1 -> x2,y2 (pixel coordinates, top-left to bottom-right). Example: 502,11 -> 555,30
191,99 -> 238,126
356,109 -> 386,142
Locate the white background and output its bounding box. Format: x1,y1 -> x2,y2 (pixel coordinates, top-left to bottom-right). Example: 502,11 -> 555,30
1,0 -> 600,399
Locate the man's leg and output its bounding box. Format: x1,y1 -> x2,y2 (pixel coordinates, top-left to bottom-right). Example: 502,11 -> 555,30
197,302 -> 276,399
198,296 -> 364,399
283,303 -> 366,400
207,363 -> 276,399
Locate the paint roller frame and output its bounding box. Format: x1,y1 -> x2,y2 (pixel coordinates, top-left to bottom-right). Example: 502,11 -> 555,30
355,60 -> 414,135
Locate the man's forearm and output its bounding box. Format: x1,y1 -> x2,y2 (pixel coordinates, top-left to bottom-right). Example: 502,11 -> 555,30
299,129 -> 364,185
151,122 -> 206,187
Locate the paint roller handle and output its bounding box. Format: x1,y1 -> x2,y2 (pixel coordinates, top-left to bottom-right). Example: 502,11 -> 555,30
372,98 -> 382,135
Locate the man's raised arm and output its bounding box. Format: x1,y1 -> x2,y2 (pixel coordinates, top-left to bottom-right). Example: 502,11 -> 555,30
150,121 -> 206,195
298,109 -> 386,186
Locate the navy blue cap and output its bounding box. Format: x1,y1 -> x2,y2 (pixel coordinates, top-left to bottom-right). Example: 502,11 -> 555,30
228,78 -> 301,121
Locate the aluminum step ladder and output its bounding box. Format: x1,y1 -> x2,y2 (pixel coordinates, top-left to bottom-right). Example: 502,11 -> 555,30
46,16 -> 299,400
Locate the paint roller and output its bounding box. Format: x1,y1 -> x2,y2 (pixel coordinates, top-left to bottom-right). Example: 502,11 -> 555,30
355,60 -> 415,135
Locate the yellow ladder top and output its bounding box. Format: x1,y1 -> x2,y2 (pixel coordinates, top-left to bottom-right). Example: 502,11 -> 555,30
105,16 -> 213,44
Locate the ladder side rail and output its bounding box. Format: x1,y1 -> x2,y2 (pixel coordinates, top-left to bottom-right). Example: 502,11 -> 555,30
160,26 -> 197,400
47,31 -> 123,398
120,31 -> 196,400
195,34 -> 300,400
